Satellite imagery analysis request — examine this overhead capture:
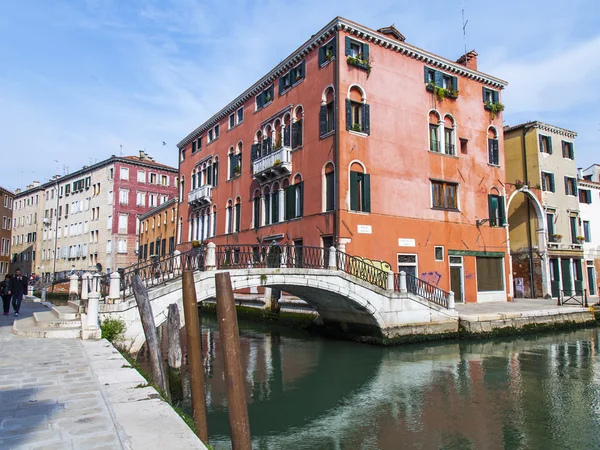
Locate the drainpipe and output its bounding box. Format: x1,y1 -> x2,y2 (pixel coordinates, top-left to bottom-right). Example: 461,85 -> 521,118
522,126 -> 535,297
333,32 -> 340,247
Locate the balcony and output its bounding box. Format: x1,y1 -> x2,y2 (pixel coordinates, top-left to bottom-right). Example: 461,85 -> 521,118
252,145 -> 292,183
188,184 -> 213,206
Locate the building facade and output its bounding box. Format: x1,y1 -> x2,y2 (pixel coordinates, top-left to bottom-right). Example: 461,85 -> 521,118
10,183 -> 45,276
177,17 -> 511,303
579,165 -> 600,297
138,197 -> 178,262
0,187 -> 14,276
504,121 -> 584,299
13,152 -> 178,278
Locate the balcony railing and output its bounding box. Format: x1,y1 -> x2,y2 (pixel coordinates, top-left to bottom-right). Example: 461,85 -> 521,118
188,184 -> 213,205
252,146 -> 292,182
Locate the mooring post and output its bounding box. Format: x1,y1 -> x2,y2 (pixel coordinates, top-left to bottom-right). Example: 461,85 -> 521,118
87,291 -> 100,329
81,273 -> 89,300
387,271 -> 395,291
215,272 -> 251,450
448,291 -> 455,310
167,303 -> 182,370
108,271 -> 121,302
131,275 -> 169,401
205,242 -> 216,270
69,274 -> 79,299
399,271 -> 407,294
182,270 -> 209,443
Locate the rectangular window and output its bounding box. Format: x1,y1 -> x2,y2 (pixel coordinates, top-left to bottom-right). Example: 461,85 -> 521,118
434,246 -> 444,261
541,172 -> 555,192
539,135 -> 552,154
397,254 -> 418,277
564,177 -> 578,196
350,172 -> 371,212
570,216 -> 578,243
547,213 -> 556,240
562,140 -> 574,159
488,138 -> 499,165
118,239 -> 127,253
476,257 -> 504,291
584,221 -> 591,242
229,113 -> 235,129
237,107 -> 244,124
118,215 -> 128,233
345,99 -> 370,134
120,167 -> 129,180
579,189 -> 592,204
137,170 -> 146,183
431,181 -> 458,210
424,67 -> 458,92
208,129 -> 213,142
256,85 -> 274,110
318,38 -> 336,65
234,203 -> 241,233
119,189 -> 129,205
488,194 -> 506,227
107,215 -> 112,230
136,192 -> 146,206
106,240 -> 112,254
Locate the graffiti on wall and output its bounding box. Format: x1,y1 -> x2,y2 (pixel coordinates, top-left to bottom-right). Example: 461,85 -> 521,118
421,271 -> 442,286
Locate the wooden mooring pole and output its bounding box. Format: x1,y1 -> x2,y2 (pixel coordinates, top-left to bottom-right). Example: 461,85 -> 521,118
215,272 -> 251,450
131,274 -> 169,400
182,270 -> 209,443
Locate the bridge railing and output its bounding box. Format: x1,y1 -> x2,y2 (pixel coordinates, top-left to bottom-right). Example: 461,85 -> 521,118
400,273 -> 449,309
215,244 -> 328,270
335,250 -> 389,290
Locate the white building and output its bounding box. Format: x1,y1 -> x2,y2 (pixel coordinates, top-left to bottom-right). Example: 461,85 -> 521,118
579,164 -> 600,297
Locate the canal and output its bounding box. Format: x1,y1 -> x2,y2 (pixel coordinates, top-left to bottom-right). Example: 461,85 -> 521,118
165,316 -> 600,449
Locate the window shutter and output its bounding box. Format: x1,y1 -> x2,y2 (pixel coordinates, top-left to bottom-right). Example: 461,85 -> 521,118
499,196 -> 507,226
549,173 -> 555,192
564,176 -> 569,195
251,143 -> 258,161
285,186 -> 294,220
297,119 -> 303,146
319,46 -> 325,65
561,140 -> 566,158
298,182 -> 304,217
539,134 -> 544,152
541,174 -> 546,191
213,162 -> 218,187
345,99 -> 352,130
362,104 -> 371,135
547,136 -> 553,154
284,126 -> 290,147
289,68 -> 296,84
488,138 -> 493,163
493,140 -> 499,165
488,195 -> 497,227
235,205 -> 241,232
300,60 -> 306,79
319,105 -> 327,136
574,178 -> 578,197
326,172 -> 335,211
192,140 -> 196,153
272,192 -> 279,223
482,87 -> 488,103
279,76 -> 285,95
492,90 -> 499,103
363,174 -> 371,213
350,172 -> 358,211
450,76 -> 458,92
362,42 -> 369,60
425,67 -> 431,83
434,71 -> 443,87
345,36 -> 352,56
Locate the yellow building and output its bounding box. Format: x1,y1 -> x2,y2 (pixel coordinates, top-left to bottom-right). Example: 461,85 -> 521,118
504,121 -> 585,299
138,198 -> 178,262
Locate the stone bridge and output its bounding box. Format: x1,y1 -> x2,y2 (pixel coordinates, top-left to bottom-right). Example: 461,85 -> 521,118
99,243 -> 458,353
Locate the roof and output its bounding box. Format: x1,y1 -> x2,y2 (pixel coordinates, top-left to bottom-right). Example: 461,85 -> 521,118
376,25 -> 405,42
177,16 -> 508,149
0,186 -> 14,197
503,121 -> 577,138
119,156 -> 177,171
138,197 -> 179,221
578,178 -> 600,188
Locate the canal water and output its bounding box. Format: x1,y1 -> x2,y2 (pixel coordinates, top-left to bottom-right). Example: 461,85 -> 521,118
158,316 -> 600,449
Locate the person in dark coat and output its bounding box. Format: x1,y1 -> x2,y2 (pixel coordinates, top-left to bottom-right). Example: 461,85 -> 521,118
8,269 -> 28,317
0,274 -> 11,316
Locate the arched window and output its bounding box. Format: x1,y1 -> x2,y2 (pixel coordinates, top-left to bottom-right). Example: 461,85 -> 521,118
274,119 -> 282,149
283,114 -> 291,147
488,127 -> 499,166
252,189 -> 261,229
429,110 -> 441,152
234,197 -> 241,233
271,182 -> 281,224
323,163 -> 335,212
211,205 -> 217,238
293,174 -> 304,218
212,157 -> 219,187
349,161 -> 370,212
346,85 -> 370,134
444,115 -> 456,156
320,86 -> 335,137
292,106 -> 303,149
191,168 -> 197,190
226,200 -> 233,234
262,186 -> 271,226
227,146 -> 235,180
487,187 -> 506,227
179,176 -> 185,200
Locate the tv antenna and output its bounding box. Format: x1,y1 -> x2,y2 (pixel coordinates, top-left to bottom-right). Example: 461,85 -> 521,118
461,0 -> 468,56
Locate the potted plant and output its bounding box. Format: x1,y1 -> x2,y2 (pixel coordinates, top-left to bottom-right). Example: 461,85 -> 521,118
265,92 -> 271,102
352,123 -> 362,132
326,51 -> 333,61
192,240 -> 201,248
346,54 -> 372,77
233,165 -> 240,176
484,101 -> 505,119
551,234 -> 562,242
576,235 -> 586,243
273,159 -> 282,166
514,180 -> 525,190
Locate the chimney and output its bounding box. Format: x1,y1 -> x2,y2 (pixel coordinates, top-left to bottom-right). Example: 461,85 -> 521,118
456,50 -> 478,71
578,167 -> 584,179
139,150 -> 148,161
32,181 -> 40,187
15,188 -> 21,194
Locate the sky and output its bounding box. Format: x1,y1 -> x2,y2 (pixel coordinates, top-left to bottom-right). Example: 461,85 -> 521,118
1,0 -> 599,192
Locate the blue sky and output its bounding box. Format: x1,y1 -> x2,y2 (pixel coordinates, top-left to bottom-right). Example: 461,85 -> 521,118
1,0 -> 598,191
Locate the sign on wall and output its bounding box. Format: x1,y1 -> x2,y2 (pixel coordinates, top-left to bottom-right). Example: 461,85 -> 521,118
398,238 -> 415,247
357,225 -> 372,234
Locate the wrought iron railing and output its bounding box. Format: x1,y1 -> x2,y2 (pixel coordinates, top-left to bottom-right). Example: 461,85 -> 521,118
335,250 -> 388,290
403,273 -> 449,309
214,244 -> 327,270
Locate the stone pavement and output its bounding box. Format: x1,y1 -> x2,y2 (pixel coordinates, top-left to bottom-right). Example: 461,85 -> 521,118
455,297 -> 588,315
0,302 -> 206,450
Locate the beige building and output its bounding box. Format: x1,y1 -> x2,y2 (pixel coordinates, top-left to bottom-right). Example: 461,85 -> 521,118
504,121 -> 584,299
138,198 -> 178,262
0,187 -> 14,276
10,182 -> 45,276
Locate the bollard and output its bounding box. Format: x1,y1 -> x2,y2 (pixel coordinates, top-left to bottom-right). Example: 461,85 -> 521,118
448,291 -> 455,310
328,246 -> 337,270
108,271 -> 120,300
205,242 -> 216,270
167,304 -> 182,370
92,273 -> 102,293
69,274 -> 79,299
399,271 -> 407,293
182,270 -> 209,443
387,271 -> 395,291
215,272 -> 251,450
41,287 -> 47,302
81,273 -> 89,300
87,291 -> 100,329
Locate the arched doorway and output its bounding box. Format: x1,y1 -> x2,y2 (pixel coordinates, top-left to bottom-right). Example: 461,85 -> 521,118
506,187 -> 549,298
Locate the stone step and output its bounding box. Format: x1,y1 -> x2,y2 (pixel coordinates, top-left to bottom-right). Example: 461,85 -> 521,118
33,311 -> 82,328
68,300 -> 81,311
51,304 -> 80,320
13,317 -> 81,339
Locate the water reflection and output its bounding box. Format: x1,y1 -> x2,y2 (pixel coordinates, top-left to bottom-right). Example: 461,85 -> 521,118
182,318 -> 600,449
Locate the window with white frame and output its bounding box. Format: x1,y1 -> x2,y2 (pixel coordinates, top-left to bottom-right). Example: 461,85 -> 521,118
397,254 -> 418,277
136,192 -> 146,206
118,239 -> 127,253
119,189 -> 129,205
118,214 -> 128,234
107,215 -> 112,230
120,167 -> 129,180
106,240 -> 112,253
137,170 -> 146,183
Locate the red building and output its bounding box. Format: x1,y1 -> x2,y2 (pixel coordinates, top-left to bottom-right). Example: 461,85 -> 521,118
177,17 -> 510,303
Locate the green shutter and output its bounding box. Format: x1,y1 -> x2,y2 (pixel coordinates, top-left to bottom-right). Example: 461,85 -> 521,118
272,192 -> 279,223
362,42 -> 369,60
539,134 -> 544,152
362,104 -> 370,135
345,99 -> 352,130
300,60 -> 306,79
298,182 -> 304,217
350,171 -> 358,211
279,76 -> 285,95
547,135 -> 553,154
425,67 -> 431,83
450,76 -> 458,92
434,71 -> 443,87
332,37 -> 336,58
549,173 -> 555,193
482,87 -> 488,103
488,195 -> 497,227
499,196 -> 507,226
492,90 -> 499,103
345,36 -> 352,56
564,176 -> 569,195
574,178 -> 578,197
285,186 -> 294,220
326,172 -> 335,211
318,46 -> 325,65
319,105 -> 327,136
363,174 -> 371,213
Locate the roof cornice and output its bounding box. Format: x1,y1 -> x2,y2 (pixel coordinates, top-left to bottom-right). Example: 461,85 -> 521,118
504,121 -> 577,139
177,17 -> 508,150
0,186 -> 15,197
138,197 -> 179,220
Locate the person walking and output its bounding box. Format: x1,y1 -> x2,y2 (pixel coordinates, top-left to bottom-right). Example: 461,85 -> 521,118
1,274 -> 11,316
8,269 -> 28,317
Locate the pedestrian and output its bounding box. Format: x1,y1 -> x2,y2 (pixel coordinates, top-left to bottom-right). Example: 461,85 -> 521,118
8,269 -> 28,317
1,274 -> 11,316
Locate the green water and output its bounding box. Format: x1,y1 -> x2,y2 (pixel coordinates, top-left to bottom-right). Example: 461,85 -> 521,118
192,317 -> 600,449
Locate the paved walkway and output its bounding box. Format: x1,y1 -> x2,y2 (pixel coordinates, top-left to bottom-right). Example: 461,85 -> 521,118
0,302 -> 205,450
455,297 -> 588,316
